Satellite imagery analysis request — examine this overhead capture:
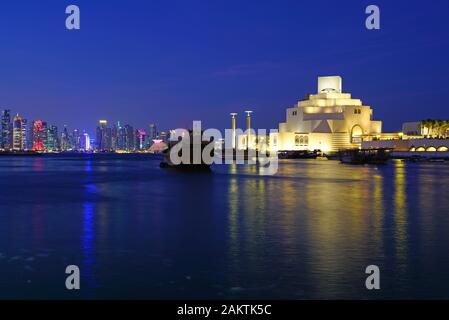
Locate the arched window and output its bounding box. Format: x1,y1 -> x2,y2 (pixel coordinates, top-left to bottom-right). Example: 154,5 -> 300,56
295,135 -> 300,146
437,146 -> 448,152
304,136 -> 309,145
351,125 -> 363,144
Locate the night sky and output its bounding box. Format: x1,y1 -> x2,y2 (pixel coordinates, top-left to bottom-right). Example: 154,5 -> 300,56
1,0 -> 449,135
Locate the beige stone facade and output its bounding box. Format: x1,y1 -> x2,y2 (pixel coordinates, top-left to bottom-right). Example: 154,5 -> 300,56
269,76 -> 382,153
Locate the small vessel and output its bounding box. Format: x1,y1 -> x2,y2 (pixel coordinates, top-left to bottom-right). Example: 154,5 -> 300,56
160,130 -> 214,171
339,148 -> 392,165
315,150 -> 329,160
277,150 -> 319,159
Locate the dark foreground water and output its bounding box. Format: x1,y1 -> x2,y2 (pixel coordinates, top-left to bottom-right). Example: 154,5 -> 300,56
0,154 -> 448,299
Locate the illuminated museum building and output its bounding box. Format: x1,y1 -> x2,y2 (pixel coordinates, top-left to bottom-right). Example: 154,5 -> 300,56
270,76 -> 382,153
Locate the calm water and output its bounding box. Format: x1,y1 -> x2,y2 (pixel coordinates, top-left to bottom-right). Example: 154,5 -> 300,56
0,154 -> 448,299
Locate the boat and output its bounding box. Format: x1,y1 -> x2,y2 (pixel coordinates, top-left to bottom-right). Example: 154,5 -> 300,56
160,130 -> 214,171
277,150 -> 319,159
339,148 -> 392,165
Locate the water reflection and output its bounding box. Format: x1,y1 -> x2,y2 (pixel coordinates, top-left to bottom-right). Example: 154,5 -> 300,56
82,157 -> 98,292
223,160 -> 439,298
2,155 -> 449,299
82,202 -> 97,291
393,161 -> 408,275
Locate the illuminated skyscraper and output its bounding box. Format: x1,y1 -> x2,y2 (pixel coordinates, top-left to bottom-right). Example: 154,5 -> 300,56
134,129 -> 140,150
81,132 -> 90,151
124,124 -> 134,151
112,121 -> 121,151
26,122 -> 34,150
21,118 -> 28,150
72,129 -> 81,151
117,126 -> 126,150
137,129 -> 147,150
32,120 -> 47,152
61,126 -> 71,151
1,109 -> 12,150
96,120 -> 112,151
12,114 -> 25,151
148,123 -> 157,146
46,125 -> 59,152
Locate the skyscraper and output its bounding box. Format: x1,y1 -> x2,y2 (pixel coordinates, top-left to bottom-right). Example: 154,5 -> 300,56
26,122 -> 34,150
137,129 -> 147,150
112,121 -> 121,151
117,126 -> 126,150
96,120 -> 112,152
124,124 -> 134,151
12,114 -> 24,151
81,132 -> 90,151
134,129 -> 140,150
61,126 -> 71,151
1,109 -> 12,150
21,118 -> 28,150
46,125 -> 59,152
32,120 -> 47,152
72,129 -> 81,151
148,123 -> 157,146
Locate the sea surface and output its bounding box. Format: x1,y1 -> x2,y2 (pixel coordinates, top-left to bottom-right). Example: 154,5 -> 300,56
0,154 -> 448,299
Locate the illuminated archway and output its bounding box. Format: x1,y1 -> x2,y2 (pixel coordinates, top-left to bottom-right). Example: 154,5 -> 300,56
351,125 -> 363,144
409,147 -> 416,152
426,146 -> 437,152
437,146 -> 448,152
416,146 -> 425,152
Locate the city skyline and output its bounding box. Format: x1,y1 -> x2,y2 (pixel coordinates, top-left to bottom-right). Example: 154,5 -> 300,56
1,0 -> 448,135
1,108 -> 166,152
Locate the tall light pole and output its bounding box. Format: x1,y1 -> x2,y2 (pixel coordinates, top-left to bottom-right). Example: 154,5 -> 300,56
245,110 -> 253,150
230,113 -> 237,150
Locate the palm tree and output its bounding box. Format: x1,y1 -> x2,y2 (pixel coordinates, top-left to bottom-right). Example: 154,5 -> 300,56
422,119 -> 433,137
420,120 -> 428,136
420,119 -> 449,138
435,119 -> 443,137
430,119 -> 437,137
420,120 -> 425,134
443,120 -> 449,138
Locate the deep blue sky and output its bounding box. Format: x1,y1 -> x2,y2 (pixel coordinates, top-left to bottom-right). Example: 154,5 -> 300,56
1,0 -> 449,135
